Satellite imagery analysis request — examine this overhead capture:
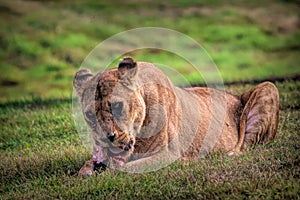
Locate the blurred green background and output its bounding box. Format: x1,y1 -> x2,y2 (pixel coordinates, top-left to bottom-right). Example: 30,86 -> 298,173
0,0 -> 299,102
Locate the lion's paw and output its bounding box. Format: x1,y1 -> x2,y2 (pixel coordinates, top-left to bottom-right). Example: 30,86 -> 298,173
78,160 -> 95,177
78,159 -> 107,177
227,150 -> 242,156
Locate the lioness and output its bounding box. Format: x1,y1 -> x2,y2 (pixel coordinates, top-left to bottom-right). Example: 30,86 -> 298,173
74,57 -> 279,176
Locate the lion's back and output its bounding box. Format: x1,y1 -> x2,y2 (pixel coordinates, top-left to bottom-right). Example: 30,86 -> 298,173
179,87 -> 242,157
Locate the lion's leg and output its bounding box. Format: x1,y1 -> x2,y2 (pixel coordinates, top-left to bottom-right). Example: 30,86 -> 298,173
229,82 -> 279,155
121,147 -> 180,172
261,107 -> 279,143
228,108 -> 247,155
242,82 -> 279,149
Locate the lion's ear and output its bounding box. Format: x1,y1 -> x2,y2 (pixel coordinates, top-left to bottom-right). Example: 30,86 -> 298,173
73,68 -> 93,98
118,56 -> 138,80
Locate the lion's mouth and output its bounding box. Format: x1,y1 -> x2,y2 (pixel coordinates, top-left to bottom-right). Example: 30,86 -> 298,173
108,146 -> 124,154
107,147 -> 126,167
92,140 -> 134,168
93,147 -> 126,165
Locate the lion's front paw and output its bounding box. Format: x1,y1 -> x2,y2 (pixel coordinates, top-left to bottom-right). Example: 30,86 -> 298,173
227,150 -> 242,156
78,159 -> 107,177
78,160 -> 95,177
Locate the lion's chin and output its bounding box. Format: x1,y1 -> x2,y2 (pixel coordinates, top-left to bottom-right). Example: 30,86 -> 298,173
107,146 -> 133,160
108,147 -> 124,154
101,146 -> 133,167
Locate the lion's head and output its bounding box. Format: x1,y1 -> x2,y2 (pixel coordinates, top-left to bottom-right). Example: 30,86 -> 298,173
74,57 -> 146,162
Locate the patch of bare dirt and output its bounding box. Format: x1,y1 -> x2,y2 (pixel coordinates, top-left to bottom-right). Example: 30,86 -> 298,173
240,6 -> 299,35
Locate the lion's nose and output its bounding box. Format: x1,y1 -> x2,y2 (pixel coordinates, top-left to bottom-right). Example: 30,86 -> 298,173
108,132 -> 116,142
124,140 -> 133,151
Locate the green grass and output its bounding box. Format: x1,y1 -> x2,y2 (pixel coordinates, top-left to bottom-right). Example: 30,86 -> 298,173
0,81 -> 299,199
0,0 -> 299,101
0,0 -> 299,198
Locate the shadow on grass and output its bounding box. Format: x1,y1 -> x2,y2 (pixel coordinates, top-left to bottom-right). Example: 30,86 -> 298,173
191,74 -> 300,87
0,97 -> 72,110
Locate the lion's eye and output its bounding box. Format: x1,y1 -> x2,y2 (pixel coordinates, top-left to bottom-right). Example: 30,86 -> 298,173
84,110 -> 95,121
111,102 -> 123,110
110,101 -> 123,118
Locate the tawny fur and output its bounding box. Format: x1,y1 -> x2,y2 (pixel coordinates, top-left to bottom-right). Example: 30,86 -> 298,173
74,57 -> 279,175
